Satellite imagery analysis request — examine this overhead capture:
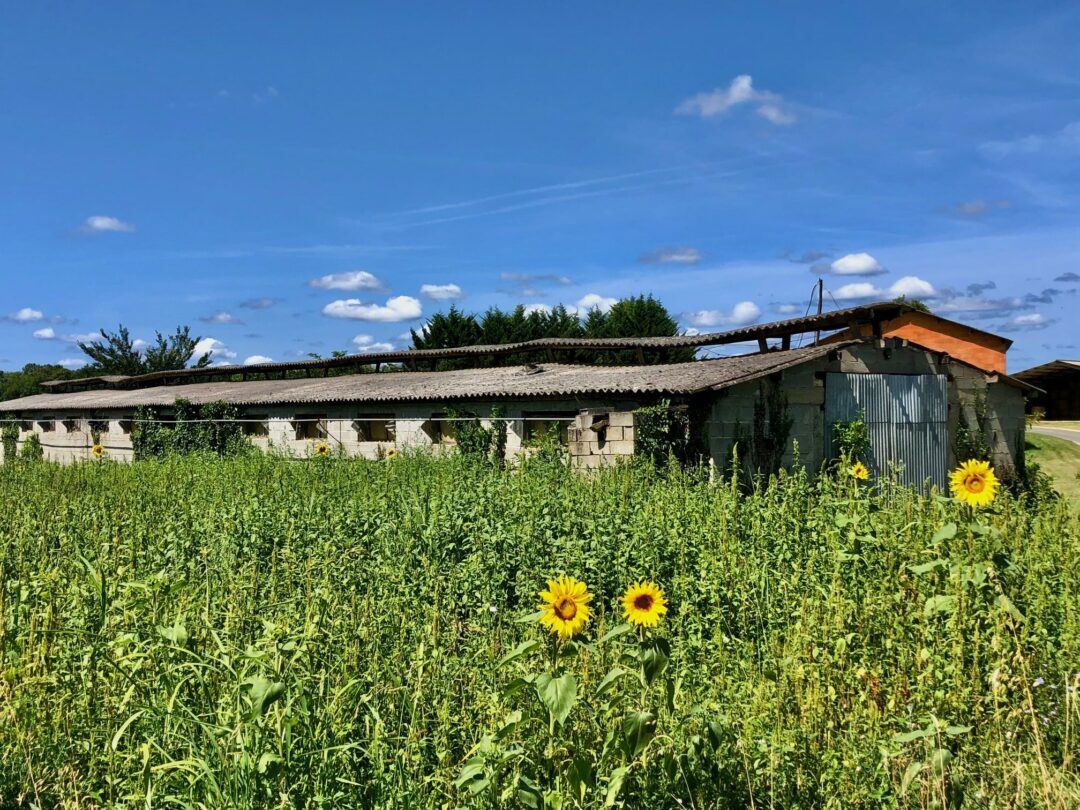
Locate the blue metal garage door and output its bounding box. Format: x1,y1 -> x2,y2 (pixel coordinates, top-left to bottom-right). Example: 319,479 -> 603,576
825,373 -> 948,488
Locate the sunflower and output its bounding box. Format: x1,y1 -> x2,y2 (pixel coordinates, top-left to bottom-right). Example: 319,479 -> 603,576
849,461 -> 869,480
314,442 -> 330,457
622,581 -> 668,628
91,444 -> 106,460
385,447 -> 398,459
949,459 -> 998,508
538,575 -> 592,640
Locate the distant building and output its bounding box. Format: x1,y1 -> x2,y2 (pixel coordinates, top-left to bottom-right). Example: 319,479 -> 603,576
0,302 -> 1034,485
1014,360 -> 1080,419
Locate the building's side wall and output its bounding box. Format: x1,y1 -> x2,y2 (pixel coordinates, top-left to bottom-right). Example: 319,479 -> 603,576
704,342 -> 1026,475
1,399 -> 646,466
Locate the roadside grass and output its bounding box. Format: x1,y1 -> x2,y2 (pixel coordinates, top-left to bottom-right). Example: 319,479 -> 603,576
1026,432 -> 1080,505
1040,420 -> 1080,431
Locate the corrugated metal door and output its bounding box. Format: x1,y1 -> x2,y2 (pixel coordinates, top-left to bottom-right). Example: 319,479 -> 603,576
825,373 -> 948,487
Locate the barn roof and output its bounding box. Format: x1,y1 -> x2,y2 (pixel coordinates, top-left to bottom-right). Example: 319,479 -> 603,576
1013,359 -> 1080,385
0,343 -> 845,412
36,301 -> 913,393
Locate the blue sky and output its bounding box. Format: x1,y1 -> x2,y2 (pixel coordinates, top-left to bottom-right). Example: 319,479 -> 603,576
1,2 -> 1078,372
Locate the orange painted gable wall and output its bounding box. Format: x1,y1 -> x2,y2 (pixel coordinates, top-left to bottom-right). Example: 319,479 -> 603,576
846,312 -> 1008,373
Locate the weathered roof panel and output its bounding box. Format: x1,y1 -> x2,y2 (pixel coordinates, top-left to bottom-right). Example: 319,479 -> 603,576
0,344 -> 844,412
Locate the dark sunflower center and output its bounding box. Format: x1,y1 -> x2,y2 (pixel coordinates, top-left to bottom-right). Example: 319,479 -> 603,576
633,593 -> 654,611
964,474 -> 985,493
554,598 -> 577,620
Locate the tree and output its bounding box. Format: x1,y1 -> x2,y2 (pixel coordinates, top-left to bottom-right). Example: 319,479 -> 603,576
79,324 -> 210,375
409,295 -> 693,366
0,363 -> 85,402
892,296 -> 931,313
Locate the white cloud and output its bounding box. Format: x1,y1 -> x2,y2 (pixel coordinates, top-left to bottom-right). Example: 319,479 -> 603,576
6,307 -> 43,322
352,335 -> 396,352
200,311 -> 243,325
675,75 -> 796,125
67,331 -> 104,344
827,252 -> 886,276
193,337 -> 237,361
239,297 -> 278,309
523,303 -> 552,315
420,283 -> 463,300
243,355 -> 274,365
33,327 -> 55,340
683,301 -> 761,328
132,338 -> 148,349
773,303 -> 800,315
58,358 -> 87,369
833,276 -> 938,301
574,293 -> 619,314
1003,313 -> 1051,330
833,282 -> 885,301
308,271 -> 385,292
322,295 -> 423,322
78,215 -> 136,234
981,120 -> 1080,159
890,276 -> 937,298
638,246 -> 702,265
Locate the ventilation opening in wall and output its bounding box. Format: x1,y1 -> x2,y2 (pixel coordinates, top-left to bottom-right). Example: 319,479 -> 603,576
293,414 -> 327,440
37,418 -> 55,433
422,414 -> 456,444
62,418 -> 81,434
88,419 -> 109,435
119,419 -> 133,435
523,411 -> 572,444
242,415 -> 269,437
354,415 -> 395,442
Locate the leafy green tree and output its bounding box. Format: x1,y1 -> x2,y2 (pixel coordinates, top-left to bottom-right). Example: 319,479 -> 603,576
892,296 -> 931,313
0,363 -> 83,401
79,324 -> 210,375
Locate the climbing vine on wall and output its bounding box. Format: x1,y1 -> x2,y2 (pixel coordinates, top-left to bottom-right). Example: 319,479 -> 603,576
726,378 -> 793,484
131,399 -> 249,460
955,394 -> 992,463
1,421 -> 18,464
633,399 -> 691,466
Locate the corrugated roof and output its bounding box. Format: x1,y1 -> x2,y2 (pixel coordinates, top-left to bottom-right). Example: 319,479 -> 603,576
1014,359 -> 1080,383
40,302 -> 912,393
0,343 -> 844,412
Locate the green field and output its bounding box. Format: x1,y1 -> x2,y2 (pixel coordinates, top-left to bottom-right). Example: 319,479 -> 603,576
1,455 -> 1077,808
1026,431 -> 1080,504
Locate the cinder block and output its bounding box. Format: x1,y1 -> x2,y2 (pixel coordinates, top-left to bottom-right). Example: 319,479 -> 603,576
606,439 -> 635,455
605,426 -> 624,442
609,411 -> 634,428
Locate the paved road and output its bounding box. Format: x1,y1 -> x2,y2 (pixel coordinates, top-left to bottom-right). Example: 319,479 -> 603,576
1031,426 -> 1080,446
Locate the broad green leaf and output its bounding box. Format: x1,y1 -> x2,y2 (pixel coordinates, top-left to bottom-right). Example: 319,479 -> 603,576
639,637 -> 670,686
514,610 -> 546,624
454,759 -> 486,790
243,676 -> 286,718
944,724 -> 972,737
605,766 -> 629,806
534,672 -> 578,726
923,594 -> 956,618
706,720 -> 725,750
156,622 -> 189,647
596,667 -> 627,698
497,640 -> 540,667
893,725 -> 935,743
908,558 -> 946,575
598,623 -> 634,645
931,523 -> 957,544
516,774 -> 544,808
930,747 -> 953,777
622,711 -> 657,758
996,594 -> 1025,622
901,760 -> 923,793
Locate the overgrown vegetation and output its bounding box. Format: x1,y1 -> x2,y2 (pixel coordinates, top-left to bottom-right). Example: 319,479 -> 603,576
1,455 -> 1075,807
633,399 -> 691,465
0,421 -> 17,463
131,398 -> 249,459
832,411 -> 872,462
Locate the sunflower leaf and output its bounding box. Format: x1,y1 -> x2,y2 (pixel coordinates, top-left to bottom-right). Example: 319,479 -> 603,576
497,640 -> 540,667
514,610 -> 546,624
923,594 -> 956,618
595,667 -> 627,697
930,523 -> 957,545
639,637 -> 670,686
598,623 -> 634,645
516,774 -> 544,808
622,710 -> 657,758
534,672 -> 577,726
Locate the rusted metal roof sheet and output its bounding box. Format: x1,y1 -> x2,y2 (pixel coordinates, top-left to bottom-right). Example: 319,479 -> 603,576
0,344 -> 844,412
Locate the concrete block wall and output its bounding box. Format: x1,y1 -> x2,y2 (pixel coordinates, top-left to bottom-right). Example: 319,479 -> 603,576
567,409 -> 637,468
